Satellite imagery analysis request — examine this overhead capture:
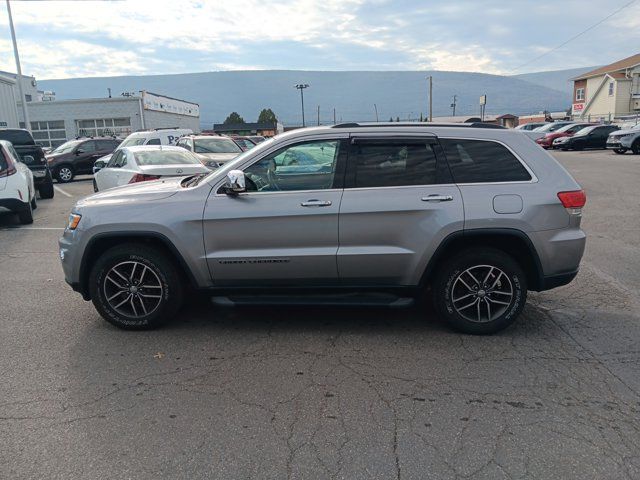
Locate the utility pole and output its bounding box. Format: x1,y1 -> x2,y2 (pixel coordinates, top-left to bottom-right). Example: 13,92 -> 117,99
107,88 -> 112,98
427,75 -> 433,122
6,0 -> 30,131
333,108 -> 336,125
294,83 -> 309,127
450,95 -> 457,116
317,105 -> 320,126
374,103 -> 379,122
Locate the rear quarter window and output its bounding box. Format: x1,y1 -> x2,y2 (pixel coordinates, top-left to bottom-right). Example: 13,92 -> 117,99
146,138 -> 161,145
440,139 -> 531,183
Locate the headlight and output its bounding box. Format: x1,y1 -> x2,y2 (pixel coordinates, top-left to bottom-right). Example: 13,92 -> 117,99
66,213 -> 82,230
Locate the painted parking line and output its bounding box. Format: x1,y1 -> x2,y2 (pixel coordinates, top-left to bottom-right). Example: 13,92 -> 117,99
0,227 -> 65,231
53,186 -> 72,198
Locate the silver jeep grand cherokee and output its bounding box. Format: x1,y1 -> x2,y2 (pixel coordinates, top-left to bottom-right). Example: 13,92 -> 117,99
59,123 -> 586,334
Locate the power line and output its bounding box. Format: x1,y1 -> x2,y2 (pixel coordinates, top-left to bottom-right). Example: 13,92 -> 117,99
511,0 -> 637,72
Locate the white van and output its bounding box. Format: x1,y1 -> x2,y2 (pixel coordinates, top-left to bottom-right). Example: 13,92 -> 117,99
117,128 -> 193,148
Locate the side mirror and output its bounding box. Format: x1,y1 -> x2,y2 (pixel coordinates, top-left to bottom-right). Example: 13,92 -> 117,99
93,160 -> 107,174
225,169 -> 246,194
75,148 -> 85,155
22,155 -> 34,163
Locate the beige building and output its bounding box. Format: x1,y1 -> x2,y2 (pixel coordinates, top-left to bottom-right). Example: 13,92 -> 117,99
571,53 -> 640,122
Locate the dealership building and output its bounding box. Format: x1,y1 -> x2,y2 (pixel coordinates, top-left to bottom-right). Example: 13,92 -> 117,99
0,72 -> 200,149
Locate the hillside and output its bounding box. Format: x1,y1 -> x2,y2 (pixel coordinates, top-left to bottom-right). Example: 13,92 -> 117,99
39,70 -> 572,128
513,66 -> 597,95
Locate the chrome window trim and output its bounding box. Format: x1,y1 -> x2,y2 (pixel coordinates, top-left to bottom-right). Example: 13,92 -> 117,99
438,136 -> 539,184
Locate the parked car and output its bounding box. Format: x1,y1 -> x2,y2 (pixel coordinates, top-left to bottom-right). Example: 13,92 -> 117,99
532,121 -> 574,133
606,123 -> 640,154
246,135 -> 266,144
230,136 -> 257,151
0,128 -> 53,198
535,123 -> 594,149
93,145 -> 209,191
46,137 -> 121,183
561,125 -> 620,151
176,135 -> 242,168
0,140 -> 37,224
515,122 -> 548,131
60,122 -> 586,335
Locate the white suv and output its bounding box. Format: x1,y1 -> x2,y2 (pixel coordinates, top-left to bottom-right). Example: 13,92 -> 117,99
0,140 -> 37,224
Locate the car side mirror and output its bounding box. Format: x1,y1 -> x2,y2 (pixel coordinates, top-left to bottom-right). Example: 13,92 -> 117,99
22,155 -> 34,163
225,169 -> 246,194
75,149 -> 85,155
93,160 -> 107,174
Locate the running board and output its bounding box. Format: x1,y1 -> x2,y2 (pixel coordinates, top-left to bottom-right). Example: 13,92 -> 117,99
211,293 -> 415,308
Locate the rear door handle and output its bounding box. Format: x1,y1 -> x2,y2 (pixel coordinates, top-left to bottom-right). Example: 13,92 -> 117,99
301,199 -> 332,207
422,194 -> 453,202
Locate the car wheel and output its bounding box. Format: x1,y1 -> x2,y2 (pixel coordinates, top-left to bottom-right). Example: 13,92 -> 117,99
55,165 -> 74,183
632,141 -> 640,155
573,143 -> 584,151
38,172 -> 55,199
31,194 -> 37,210
613,148 -> 627,154
93,179 -> 99,192
17,199 -> 34,224
433,248 -> 527,335
89,244 -> 184,330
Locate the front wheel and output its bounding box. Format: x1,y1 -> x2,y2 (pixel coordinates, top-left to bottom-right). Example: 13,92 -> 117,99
632,141 -> 640,155
55,165 -> 74,183
89,244 -> 184,330
613,148 -> 627,154
433,248 -> 527,335
38,172 -> 55,199
93,179 -> 99,192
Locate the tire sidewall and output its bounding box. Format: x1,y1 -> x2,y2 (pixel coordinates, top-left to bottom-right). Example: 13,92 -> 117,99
436,250 -> 527,334
56,165 -> 74,183
90,249 -> 178,329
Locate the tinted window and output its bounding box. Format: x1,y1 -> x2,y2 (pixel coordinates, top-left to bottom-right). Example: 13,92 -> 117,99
244,140 -> 340,192
0,129 -> 35,146
79,141 -> 97,152
146,138 -> 161,145
352,141 -> 437,188
440,139 -> 531,183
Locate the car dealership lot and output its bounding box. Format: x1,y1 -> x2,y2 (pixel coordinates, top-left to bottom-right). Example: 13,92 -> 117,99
1,152 -> 640,479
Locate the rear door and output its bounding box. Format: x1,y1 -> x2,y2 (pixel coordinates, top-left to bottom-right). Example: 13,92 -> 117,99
75,140 -> 101,174
337,135 -> 464,285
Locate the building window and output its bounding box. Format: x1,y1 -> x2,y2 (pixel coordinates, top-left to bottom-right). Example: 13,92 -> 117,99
75,117 -> 132,138
30,120 -> 67,149
24,94 -> 32,102
608,82 -> 614,96
575,88 -> 585,101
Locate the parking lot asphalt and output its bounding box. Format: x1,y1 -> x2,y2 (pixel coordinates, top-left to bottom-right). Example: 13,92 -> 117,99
1,151 -> 640,480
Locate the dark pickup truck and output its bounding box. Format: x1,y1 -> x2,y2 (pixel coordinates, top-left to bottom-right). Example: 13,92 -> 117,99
0,128 -> 54,198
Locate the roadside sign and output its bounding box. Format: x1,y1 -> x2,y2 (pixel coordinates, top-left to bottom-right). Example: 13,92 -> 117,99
480,95 -> 487,106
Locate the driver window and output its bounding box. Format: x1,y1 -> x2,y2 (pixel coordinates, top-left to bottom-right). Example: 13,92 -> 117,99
244,140 -> 340,192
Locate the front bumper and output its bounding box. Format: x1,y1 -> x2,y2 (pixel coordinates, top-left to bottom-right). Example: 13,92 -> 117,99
606,141 -> 623,150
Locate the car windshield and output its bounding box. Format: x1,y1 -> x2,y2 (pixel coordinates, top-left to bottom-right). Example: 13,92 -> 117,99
535,123 -> 569,133
574,126 -> 597,136
51,140 -> 82,154
119,137 -> 147,148
133,149 -> 202,166
194,137 -> 241,154
556,124 -> 583,133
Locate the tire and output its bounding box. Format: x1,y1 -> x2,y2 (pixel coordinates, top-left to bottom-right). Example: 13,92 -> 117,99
432,248 -> 527,335
93,179 -> 99,192
38,172 -> 55,199
89,244 -> 184,330
30,195 -> 37,210
632,141 -> 640,155
55,165 -> 74,183
613,149 -> 627,154
17,199 -> 34,225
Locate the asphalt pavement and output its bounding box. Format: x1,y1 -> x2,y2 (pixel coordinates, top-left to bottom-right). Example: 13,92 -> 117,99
1,151 -> 640,479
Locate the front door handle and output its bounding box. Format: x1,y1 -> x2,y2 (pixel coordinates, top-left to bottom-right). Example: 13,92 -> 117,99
422,194 -> 453,202
301,199 -> 332,207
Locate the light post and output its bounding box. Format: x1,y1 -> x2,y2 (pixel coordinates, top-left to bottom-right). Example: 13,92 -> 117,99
294,84 -> 309,127
6,0 -> 30,131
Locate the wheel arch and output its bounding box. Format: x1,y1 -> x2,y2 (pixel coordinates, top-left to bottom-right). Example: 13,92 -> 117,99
420,228 -> 544,291
78,232 -> 198,300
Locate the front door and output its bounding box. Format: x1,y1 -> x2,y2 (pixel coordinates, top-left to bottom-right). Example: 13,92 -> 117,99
337,136 -> 464,285
76,141 -> 101,174
203,138 -> 347,286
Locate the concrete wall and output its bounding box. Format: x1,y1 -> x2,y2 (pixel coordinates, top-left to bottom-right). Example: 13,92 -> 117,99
0,76 -> 19,128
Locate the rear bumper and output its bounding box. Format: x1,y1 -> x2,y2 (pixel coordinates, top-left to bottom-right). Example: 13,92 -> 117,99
28,166 -> 51,185
0,198 -> 28,213
539,270 -> 579,291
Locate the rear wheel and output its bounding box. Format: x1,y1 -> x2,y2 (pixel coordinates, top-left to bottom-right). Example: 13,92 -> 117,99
55,165 -> 74,183
17,199 -> 33,224
38,172 -> 55,199
30,195 -> 37,210
613,148 -> 627,154
93,179 -> 98,192
89,244 -> 184,330
632,140 -> 640,155
433,248 -> 527,335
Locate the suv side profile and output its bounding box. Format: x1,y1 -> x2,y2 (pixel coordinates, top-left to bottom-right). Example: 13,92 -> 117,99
47,138 -> 121,183
59,123 -> 586,335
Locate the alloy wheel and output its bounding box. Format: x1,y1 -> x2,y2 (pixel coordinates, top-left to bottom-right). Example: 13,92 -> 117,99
103,261 -> 163,318
451,265 -> 513,323
58,167 -> 73,182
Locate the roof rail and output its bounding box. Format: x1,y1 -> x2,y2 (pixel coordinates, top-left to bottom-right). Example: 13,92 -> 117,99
331,122 -> 505,130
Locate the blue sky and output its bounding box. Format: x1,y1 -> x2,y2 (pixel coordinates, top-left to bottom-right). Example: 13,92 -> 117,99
0,0 -> 639,79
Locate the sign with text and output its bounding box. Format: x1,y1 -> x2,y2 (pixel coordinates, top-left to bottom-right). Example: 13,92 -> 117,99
479,95 -> 487,106
572,103 -> 585,115
141,91 -> 200,118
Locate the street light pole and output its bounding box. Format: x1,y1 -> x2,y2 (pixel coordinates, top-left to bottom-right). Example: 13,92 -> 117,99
427,75 -> 433,122
6,0 -> 30,131
294,84 -> 309,127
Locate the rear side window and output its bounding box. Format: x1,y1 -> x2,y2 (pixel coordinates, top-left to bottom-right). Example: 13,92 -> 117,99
0,148 -> 7,171
0,129 -> 34,146
440,139 -> 531,183
352,141 -> 437,188
146,138 -> 161,145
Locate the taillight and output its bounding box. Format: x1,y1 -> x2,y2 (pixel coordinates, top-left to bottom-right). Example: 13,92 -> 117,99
0,153 -> 17,178
558,190 -> 586,214
129,173 -> 160,184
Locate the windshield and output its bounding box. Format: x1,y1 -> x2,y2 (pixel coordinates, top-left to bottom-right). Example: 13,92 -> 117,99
534,123 -> 569,133
119,136 -> 147,148
574,126 -> 597,136
194,137 -> 241,154
52,140 -> 82,154
134,149 -> 202,166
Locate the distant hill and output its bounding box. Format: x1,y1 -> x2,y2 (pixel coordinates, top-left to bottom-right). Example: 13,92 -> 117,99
513,66 -> 598,95
39,70 -> 573,129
